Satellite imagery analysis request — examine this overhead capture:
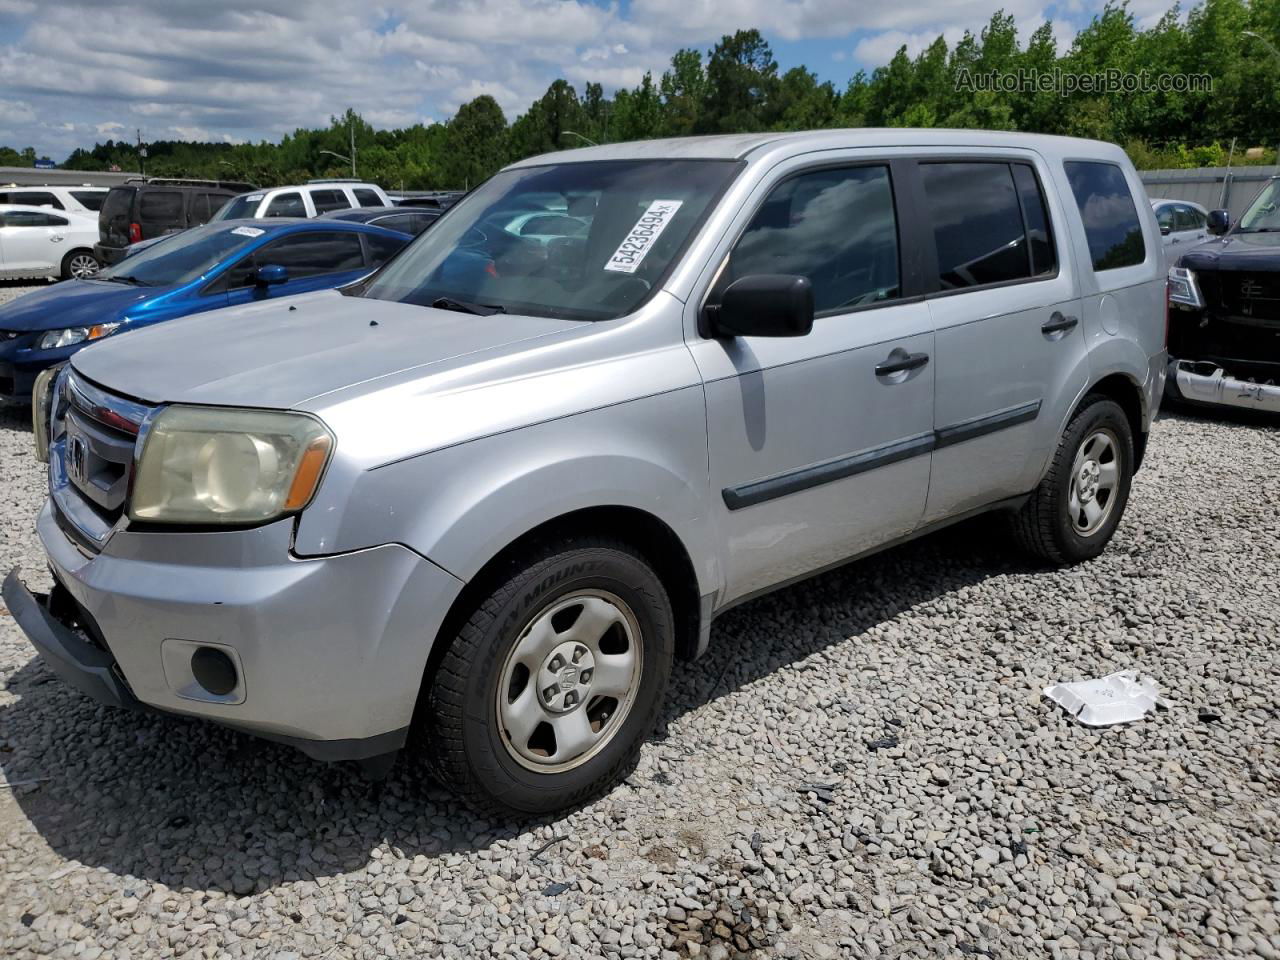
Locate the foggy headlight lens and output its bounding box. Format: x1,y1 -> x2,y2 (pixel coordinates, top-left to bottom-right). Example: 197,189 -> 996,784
130,406 -> 333,524
38,323 -> 120,350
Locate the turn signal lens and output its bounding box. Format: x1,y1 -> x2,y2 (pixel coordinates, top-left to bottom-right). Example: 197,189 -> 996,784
284,434 -> 333,510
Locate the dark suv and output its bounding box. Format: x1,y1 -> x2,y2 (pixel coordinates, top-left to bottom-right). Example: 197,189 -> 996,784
95,177 -> 257,265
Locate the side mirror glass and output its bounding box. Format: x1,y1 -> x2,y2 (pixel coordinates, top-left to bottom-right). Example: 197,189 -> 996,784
1207,209 -> 1231,235
1159,224 -> 1171,236
705,274 -> 814,339
256,263 -> 288,286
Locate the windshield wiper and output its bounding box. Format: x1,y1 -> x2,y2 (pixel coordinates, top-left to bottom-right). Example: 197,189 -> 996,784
105,274 -> 151,286
431,296 -> 505,316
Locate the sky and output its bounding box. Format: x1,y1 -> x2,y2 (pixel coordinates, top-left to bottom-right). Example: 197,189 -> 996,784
0,0 -> 1176,161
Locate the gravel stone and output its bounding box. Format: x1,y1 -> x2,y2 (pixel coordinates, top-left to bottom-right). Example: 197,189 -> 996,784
0,316 -> 1277,959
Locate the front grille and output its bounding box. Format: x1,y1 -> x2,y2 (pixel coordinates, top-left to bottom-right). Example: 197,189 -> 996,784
49,371 -> 153,548
1211,271 -> 1280,323
1175,270 -> 1280,380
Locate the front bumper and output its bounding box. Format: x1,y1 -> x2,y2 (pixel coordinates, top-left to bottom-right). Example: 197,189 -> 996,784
1167,358 -> 1280,414
11,502 -> 466,761
93,243 -> 128,266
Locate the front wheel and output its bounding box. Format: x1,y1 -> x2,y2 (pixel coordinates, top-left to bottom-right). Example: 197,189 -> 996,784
61,250 -> 100,280
1012,395 -> 1134,565
424,537 -> 674,816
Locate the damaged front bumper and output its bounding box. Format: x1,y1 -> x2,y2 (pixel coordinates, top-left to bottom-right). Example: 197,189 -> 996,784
1168,359 -> 1280,414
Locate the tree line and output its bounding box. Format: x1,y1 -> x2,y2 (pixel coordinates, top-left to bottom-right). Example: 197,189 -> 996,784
7,0 -> 1280,190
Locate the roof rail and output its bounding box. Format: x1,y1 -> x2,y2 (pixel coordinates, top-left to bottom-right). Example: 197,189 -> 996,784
122,176 -> 259,191
306,178 -> 368,184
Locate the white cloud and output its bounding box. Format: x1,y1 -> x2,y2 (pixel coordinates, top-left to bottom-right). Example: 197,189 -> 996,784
0,0 -> 1134,160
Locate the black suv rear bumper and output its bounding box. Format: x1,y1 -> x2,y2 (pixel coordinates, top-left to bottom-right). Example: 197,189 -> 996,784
93,243 -> 128,266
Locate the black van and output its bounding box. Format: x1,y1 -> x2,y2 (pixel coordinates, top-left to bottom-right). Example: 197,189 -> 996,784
95,177 -> 257,265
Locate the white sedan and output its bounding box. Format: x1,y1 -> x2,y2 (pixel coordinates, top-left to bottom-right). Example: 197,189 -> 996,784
0,204 -> 100,280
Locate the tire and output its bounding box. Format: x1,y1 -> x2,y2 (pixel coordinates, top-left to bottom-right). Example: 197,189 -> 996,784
61,249 -> 100,281
1012,395 -> 1134,565
424,537 -> 674,817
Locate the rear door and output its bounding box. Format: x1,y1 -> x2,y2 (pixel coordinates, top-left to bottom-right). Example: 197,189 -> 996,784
917,155 -> 1087,524
137,189 -> 185,239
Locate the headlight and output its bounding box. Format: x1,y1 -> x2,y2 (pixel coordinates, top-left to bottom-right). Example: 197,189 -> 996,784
130,406 -> 333,525
31,364 -> 63,462
1167,266 -> 1203,309
38,323 -> 120,350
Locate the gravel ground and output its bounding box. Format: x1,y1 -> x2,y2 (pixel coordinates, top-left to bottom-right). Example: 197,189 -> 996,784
0,289 -> 1277,959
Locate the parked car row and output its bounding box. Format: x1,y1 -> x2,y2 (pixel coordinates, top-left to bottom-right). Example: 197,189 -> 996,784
4,129 -> 1170,817
0,184 -> 108,214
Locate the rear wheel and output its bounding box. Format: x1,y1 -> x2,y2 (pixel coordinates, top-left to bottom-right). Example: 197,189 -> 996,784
1012,395 -> 1133,565
424,537 -> 673,816
61,250 -> 99,280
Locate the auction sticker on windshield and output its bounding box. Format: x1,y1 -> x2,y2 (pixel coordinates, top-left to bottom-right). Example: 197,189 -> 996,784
231,226 -> 264,238
604,200 -> 684,274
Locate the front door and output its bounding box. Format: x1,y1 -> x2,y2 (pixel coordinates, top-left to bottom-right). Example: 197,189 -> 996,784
916,157 -> 1087,524
688,161 -> 935,605
0,210 -> 62,277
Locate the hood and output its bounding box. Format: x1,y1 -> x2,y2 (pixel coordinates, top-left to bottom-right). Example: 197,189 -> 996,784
1180,231 -> 1280,272
70,289 -> 583,408
0,279 -> 158,332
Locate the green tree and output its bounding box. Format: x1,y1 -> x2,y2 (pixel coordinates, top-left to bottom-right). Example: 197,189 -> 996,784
701,29 -> 779,133
444,95 -> 509,189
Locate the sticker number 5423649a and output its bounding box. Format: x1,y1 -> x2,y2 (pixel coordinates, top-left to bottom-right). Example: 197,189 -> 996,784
604,199 -> 684,274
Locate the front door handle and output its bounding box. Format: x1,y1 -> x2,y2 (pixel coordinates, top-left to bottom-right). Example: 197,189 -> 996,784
1042,312 -> 1079,336
875,351 -> 930,377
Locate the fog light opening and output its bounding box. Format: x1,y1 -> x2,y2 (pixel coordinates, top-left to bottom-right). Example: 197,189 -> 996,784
190,646 -> 238,696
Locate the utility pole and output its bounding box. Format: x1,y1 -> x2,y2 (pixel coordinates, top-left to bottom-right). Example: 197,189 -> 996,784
349,113 -> 356,178
137,128 -> 146,177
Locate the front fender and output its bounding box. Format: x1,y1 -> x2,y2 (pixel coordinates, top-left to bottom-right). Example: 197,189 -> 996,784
293,384 -> 719,597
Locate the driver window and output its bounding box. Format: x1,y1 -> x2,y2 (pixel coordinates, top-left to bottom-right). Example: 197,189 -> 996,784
714,165 -> 901,314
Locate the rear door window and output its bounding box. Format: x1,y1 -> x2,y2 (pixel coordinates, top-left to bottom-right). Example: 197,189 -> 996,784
919,161 -> 1033,289
1064,161 -> 1146,271
309,189 -> 351,214
139,190 -> 184,222
353,188 -> 382,207
264,192 -> 305,217
717,164 -> 901,314
11,190 -> 62,209
71,190 -> 106,211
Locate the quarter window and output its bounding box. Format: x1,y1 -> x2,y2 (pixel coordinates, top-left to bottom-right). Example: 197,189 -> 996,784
71,190 -> 105,211
354,188 -> 382,207
1064,161 -> 1146,271
719,165 -> 901,314
310,189 -> 351,214
920,162 -> 1033,289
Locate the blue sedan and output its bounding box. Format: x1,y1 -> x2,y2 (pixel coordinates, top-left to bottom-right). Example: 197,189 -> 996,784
0,218 -> 409,402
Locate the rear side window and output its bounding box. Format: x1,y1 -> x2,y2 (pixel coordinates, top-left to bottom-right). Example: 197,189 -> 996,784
719,165 -> 901,314
11,190 -> 62,209
365,232 -> 408,264
0,210 -> 58,227
264,192 -> 305,217
253,231 -> 364,277
1064,161 -> 1146,271
71,191 -> 105,211
920,162 -> 1033,289
310,189 -> 350,214
139,191 -> 184,221
354,188 -> 382,207
1175,204 -> 1203,230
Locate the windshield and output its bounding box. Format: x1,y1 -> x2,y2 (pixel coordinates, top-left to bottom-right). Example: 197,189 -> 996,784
97,223 -> 264,286
361,159 -> 740,321
1238,180 -> 1280,231
210,193 -> 262,222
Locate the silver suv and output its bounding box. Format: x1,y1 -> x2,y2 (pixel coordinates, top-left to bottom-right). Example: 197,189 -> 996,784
6,130 -> 1167,815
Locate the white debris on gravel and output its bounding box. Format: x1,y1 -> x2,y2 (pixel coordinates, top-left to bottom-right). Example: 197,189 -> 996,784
0,337 -> 1278,958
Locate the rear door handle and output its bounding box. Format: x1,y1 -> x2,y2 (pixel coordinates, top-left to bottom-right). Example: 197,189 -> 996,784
1042,312 -> 1079,336
875,351 -> 930,376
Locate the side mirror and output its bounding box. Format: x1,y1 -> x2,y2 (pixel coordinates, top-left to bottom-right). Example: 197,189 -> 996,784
255,263 -> 288,286
1160,224 -> 1171,236
705,274 -> 814,339
1207,209 -> 1231,235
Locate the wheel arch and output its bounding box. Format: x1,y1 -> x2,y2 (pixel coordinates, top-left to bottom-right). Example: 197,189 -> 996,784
411,504 -> 705,739
1077,371 -> 1148,469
